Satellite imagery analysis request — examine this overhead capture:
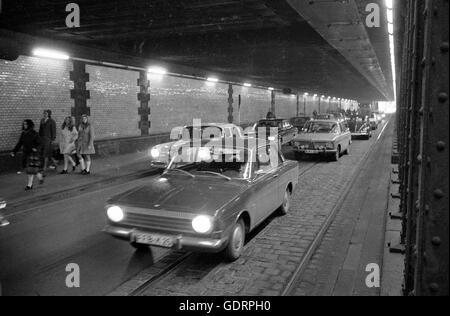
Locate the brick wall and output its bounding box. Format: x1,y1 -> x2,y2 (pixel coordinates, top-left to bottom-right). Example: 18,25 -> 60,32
230,85 -> 272,125
86,65 -> 141,139
149,75 -> 230,133
1,55 -> 345,155
0,56 -> 73,152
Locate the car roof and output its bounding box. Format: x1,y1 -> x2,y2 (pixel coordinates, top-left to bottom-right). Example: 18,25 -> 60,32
183,123 -> 237,128
309,119 -> 340,124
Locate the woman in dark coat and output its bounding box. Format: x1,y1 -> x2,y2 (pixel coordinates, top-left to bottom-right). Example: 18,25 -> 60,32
11,120 -> 44,190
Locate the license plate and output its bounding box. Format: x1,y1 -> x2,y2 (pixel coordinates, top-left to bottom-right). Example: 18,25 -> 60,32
305,150 -> 319,154
134,232 -> 174,248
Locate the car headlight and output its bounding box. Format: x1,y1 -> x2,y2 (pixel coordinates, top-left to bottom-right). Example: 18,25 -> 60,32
150,147 -> 160,159
192,215 -> 213,234
0,200 -> 6,209
268,136 -> 276,141
107,206 -> 125,223
326,142 -> 334,149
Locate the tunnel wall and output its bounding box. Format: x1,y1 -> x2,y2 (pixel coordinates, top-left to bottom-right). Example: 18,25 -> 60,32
0,55 -> 356,172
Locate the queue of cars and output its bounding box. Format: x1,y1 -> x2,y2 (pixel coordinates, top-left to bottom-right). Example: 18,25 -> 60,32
104,112 -> 377,260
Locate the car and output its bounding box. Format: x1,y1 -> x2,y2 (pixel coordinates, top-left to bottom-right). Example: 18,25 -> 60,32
315,112 -> 347,124
290,116 -> 311,131
368,113 -> 379,130
0,198 -> 10,227
292,119 -> 352,161
348,118 -> 372,140
104,140 -> 299,261
150,123 -> 245,166
252,119 -> 298,146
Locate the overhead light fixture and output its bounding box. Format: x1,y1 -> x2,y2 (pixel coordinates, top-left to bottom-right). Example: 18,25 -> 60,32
207,77 -> 219,83
304,93 -> 309,96
148,66 -> 168,75
32,48 -> 70,60
243,83 -> 252,87
313,94 -> 318,97
268,87 -> 274,91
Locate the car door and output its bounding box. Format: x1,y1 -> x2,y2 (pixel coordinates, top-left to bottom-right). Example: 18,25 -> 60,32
339,122 -> 351,151
250,145 -> 281,225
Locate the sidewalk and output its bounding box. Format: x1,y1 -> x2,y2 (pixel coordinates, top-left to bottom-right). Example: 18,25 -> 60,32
0,150 -> 154,206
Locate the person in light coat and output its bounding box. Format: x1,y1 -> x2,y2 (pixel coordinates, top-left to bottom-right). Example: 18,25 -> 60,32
77,114 -> 95,175
59,117 -> 79,174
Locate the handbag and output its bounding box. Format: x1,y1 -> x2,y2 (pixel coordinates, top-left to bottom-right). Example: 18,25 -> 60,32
26,151 -> 42,175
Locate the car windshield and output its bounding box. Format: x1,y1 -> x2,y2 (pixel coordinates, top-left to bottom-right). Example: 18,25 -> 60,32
291,118 -> 308,126
182,126 -> 224,140
304,121 -> 337,134
167,147 -> 251,179
257,120 -> 281,128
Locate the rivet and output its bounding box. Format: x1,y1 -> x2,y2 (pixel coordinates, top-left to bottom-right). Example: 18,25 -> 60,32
438,92 -> 448,103
431,237 -> 441,246
419,107 -> 424,115
417,155 -> 422,163
424,204 -> 430,214
434,189 -> 444,199
430,283 -> 439,293
436,141 -> 446,151
441,42 -> 449,53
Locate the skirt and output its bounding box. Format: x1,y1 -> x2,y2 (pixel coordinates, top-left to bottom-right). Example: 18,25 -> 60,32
26,152 -> 43,175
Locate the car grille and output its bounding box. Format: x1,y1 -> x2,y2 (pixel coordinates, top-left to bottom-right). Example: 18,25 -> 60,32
121,212 -> 195,235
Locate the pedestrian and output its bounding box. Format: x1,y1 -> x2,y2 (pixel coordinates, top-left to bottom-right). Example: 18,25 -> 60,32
77,114 -> 95,175
266,111 -> 276,119
313,110 -> 318,118
39,109 -> 57,172
59,117 -> 79,174
11,120 -> 33,173
11,119 -> 44,190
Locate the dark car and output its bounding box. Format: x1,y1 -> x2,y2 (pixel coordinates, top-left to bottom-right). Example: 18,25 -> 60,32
253,119 -> 298,146
290,116 -> 311,131
348,119 -> 372,140
104,141 -> 299,261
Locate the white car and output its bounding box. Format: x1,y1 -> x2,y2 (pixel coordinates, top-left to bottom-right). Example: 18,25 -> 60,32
150,123 -> 245,165
293,120 -> 352,161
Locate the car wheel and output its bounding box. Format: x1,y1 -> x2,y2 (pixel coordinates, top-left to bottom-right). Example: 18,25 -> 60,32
279,188 -> 292,215
331,146 -> 340,162
223,219 -> 246,262
131,242 -> 150,251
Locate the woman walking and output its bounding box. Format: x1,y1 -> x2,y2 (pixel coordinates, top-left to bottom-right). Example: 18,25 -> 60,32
11,120 -> 44,190
59,117 -> 79,174
77,114 -> 95,175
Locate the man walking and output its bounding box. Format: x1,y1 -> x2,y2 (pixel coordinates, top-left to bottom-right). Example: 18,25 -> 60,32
39,110 -> 57,172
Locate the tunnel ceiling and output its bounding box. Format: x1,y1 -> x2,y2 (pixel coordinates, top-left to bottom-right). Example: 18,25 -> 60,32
0,0 -> 393,102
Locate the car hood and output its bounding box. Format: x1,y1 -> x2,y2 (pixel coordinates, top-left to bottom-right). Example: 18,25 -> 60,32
108,176 -> 248,215
294,133 -> 338,142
